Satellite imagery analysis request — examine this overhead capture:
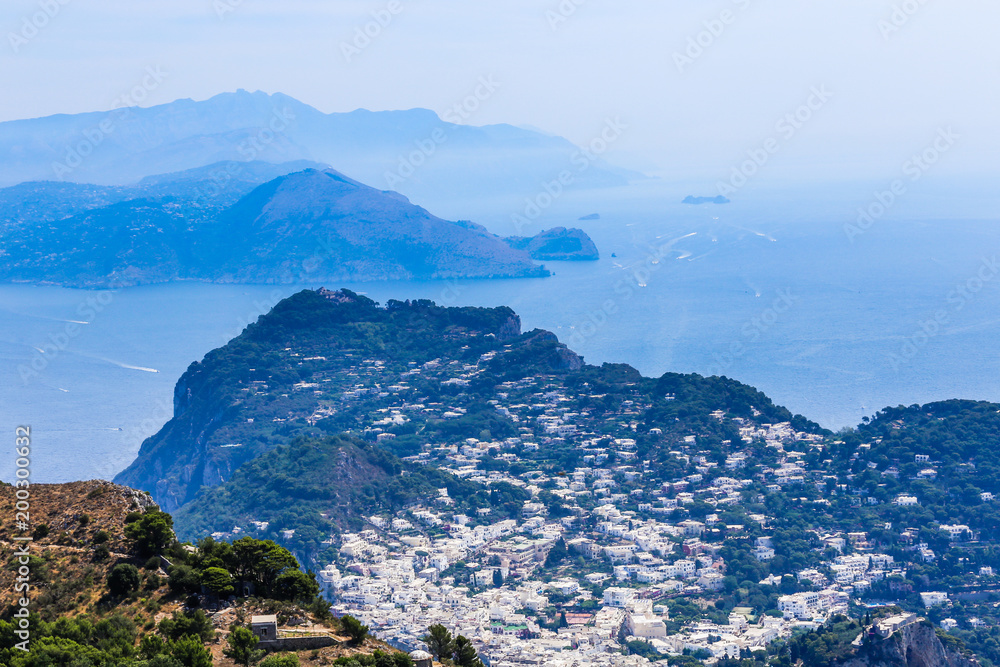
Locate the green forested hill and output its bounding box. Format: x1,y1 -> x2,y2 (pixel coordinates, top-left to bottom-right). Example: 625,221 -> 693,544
808,399 -> 1000,540
114,288 -> 824,549
857,399 -> 1000,479
113,288 -> 528,511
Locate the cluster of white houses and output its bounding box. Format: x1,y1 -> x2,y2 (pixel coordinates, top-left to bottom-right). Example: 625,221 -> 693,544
227,347 -> 986,664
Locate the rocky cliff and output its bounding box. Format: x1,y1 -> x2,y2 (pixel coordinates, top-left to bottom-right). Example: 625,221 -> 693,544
842,622 -> 978,667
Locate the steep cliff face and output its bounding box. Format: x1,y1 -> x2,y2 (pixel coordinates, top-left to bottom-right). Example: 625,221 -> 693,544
497,312 -> 522,341
841,623 -> 978,667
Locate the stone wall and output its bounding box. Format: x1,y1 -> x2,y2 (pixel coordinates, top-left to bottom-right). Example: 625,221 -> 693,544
259,635 -> 339,651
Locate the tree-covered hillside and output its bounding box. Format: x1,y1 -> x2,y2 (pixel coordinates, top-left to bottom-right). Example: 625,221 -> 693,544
172,435 -> 530,563
114,288 -> 825,569
817,399 -> 1000,537
114,288 -> 529,511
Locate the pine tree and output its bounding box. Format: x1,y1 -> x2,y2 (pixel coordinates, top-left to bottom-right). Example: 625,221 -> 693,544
544,537 -> 569,568
422,624 -> 454,662
224,627 -> 265,666
453,635 -> 484,667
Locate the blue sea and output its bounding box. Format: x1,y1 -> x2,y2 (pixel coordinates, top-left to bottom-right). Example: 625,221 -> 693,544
3,180 -> 1000,483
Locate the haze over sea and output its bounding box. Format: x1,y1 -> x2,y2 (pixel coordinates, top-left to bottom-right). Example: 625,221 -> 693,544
3,179 -> 1000,484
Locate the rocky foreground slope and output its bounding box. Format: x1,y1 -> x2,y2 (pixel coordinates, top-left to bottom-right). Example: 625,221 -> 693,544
0,480 -> 416,666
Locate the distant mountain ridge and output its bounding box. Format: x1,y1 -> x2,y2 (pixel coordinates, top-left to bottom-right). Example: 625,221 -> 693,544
0,90 -> 642,200
205,168 -> 549,283
0,159 -> 326,232
0,165 -> 549,287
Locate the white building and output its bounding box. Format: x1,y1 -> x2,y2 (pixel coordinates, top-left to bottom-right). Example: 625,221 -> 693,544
627,612 -> 667,639
938,524 -> 972,541
920,592 -> 949,608
603,587 -> 637,608
778,592 -> 819,620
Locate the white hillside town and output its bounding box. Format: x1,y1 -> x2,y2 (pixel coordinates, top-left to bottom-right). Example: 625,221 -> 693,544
271,415 -> 932,664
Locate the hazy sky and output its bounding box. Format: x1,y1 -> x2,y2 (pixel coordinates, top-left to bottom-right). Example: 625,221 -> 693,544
2,0 -> 997,181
